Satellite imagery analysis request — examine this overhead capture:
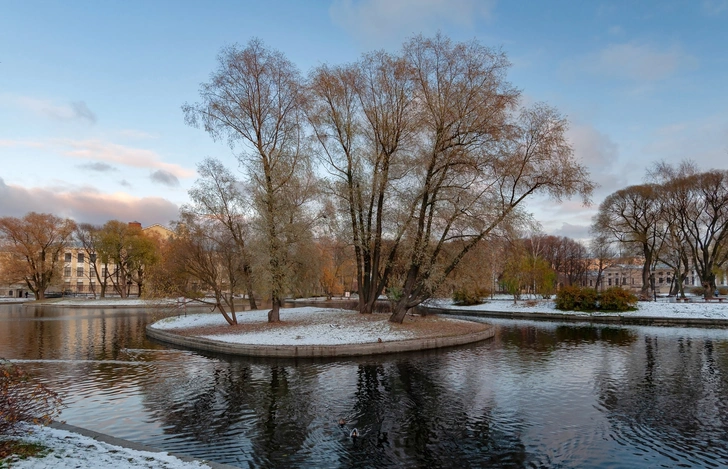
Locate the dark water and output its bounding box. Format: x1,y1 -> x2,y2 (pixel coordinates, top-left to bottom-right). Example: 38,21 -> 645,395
2,303 -> 728,468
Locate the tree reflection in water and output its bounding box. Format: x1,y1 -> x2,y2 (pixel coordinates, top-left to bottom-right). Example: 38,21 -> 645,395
5,305 -> 728,468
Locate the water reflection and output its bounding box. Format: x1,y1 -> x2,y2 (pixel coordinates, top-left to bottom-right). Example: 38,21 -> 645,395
3,305 -> 728,467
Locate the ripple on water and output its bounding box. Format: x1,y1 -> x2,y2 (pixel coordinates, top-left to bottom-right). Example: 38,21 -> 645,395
6,305 -> 728,468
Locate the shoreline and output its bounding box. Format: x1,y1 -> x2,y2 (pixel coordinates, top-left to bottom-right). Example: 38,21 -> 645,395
146,307 -> 495,358
424,306 -> 728,327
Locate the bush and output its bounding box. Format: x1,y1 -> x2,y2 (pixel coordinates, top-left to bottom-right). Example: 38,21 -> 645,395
0,359 -> 63,436
555,286 -> 637,312
599,287 -> 638,312
452,288 -> 486,306
555,286 -> 598,311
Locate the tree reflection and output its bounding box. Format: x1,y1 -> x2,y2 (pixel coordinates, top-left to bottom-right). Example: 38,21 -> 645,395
595,333 -> 728,465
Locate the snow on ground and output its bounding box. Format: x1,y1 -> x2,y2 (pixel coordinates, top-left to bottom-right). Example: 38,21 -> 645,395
152,307 -> 418,345
5,425 -> 209,469
0,297 -> 32,303
427,296 -> 728,320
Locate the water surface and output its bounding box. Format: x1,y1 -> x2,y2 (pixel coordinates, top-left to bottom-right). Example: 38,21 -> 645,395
2,304 -> 728,468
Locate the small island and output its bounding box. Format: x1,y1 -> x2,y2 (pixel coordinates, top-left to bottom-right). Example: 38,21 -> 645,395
147,307 -> 495,357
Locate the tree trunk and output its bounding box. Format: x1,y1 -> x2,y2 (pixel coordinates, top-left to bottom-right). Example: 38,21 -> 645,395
389,302 -> 409,324
268,297 -> 281,322
244,263 -> 257,310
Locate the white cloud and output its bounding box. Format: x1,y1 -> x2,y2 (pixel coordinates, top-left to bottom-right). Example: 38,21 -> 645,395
643,116 -> 728,171
0,177 -> 179,226
329,0 -> 494,48
567,123 -> 629,198
579,42 -> 697,82
3,95 -> 97,124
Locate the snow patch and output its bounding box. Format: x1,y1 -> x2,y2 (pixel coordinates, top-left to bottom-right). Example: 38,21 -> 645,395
6,425 -> 209,468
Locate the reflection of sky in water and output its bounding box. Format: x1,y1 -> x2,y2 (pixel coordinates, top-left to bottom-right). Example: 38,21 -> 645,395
2,304 -> 728,468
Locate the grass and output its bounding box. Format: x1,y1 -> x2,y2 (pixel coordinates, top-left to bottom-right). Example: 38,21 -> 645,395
0,440 -> 51,467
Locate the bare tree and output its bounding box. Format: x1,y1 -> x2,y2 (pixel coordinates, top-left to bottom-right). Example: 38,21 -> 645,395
75,223 -> 109,298
0,212 -> 76,299
669,170 -> 728,296
184,39 -> 311,322
309,34 -> 594,322
162,213 -> 248,325
185,158 -> 257,309
647,161 -> 728,297
589,232 -> 617,291
307,50 -> 415,315
593,184 -> 665,299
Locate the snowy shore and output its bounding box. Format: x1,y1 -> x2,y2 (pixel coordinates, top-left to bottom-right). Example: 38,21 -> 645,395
3,424 -> 218,469
425,296 -> 728,321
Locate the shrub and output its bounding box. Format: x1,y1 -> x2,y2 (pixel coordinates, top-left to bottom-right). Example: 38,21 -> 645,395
555,285 -> 580,311
599,287 -> 638,312
0,359 -> 63,436
579,288 -> 599,311
555,286 -> 598,311
555,286 -> 637,312
452,288 -> 486,306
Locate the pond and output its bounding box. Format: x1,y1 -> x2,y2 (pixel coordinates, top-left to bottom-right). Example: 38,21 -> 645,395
1,303 -> 728,468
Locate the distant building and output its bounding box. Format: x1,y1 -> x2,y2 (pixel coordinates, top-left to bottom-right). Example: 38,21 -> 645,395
1,222 -> 173,298
585,259 -> 727,294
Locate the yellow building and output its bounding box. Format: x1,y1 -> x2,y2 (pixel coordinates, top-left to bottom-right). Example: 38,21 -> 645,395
1,222 -> 173,298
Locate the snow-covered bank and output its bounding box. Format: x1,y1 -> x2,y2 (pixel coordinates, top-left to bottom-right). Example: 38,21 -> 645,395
426,297 -> 728,321
3,425 -> 212,468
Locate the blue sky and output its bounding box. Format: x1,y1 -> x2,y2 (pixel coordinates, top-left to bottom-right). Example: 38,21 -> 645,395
1,0 -> 727,239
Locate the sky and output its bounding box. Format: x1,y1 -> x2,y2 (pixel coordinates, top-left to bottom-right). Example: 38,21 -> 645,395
1,0 -> 727,240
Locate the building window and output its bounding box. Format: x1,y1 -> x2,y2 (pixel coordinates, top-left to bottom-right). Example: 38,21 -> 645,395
102,267 -> 107,277
76,267 -> 84,277
64,267 -> 71,278
90,253 -> 96,263
622,278 -> 626,285
77,282 -> 84,293
608,279 -> 612,286
78,253 -> 84,263
632,278 -> 635,285
65,252 -> 72,262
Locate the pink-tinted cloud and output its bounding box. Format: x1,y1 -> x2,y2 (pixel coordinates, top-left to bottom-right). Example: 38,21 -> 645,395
56,139 -> 194,178
0,178 -> 179,226
0,138 -> 194,178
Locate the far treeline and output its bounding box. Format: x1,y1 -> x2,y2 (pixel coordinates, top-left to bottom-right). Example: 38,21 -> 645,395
5,35 -> 723,324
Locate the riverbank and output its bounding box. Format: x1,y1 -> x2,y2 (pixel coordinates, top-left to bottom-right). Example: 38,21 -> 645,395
424,296 -> 728,327
1,423 -> 235,469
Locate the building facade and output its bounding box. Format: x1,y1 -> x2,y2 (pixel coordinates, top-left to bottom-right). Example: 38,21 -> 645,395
1,223 -> 173,298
